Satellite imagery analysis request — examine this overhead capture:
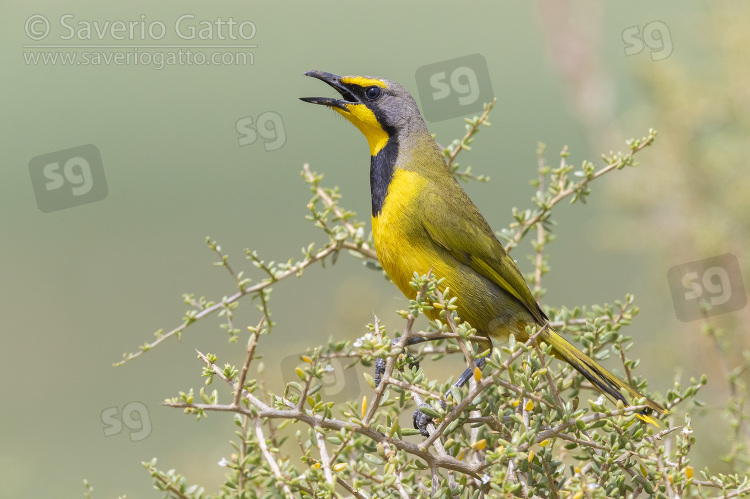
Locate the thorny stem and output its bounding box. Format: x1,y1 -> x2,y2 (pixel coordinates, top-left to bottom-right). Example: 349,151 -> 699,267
254,418 -> 295,498
445,99 -> 496,170
507,133 -> 656,250
169,350 -> 485,478
117,242 -> 345,365
533,148 -> 547,294
146,125 -> 691,496
363,274 -> 431,426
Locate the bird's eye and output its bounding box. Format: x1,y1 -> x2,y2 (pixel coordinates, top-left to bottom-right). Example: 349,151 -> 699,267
365,86 -> 381,101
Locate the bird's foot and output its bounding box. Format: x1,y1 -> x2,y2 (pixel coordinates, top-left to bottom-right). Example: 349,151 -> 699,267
413,400 -> 447,437
374,358 -> 386,388
374,339 -> 420,388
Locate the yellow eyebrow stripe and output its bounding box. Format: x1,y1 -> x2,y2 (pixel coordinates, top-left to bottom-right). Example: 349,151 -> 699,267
340,76 -> 386,88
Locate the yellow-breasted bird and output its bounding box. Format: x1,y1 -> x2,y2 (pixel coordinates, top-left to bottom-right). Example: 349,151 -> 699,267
301,70 -> 667,433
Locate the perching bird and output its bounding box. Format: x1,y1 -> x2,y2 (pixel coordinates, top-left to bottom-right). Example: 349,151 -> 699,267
300,70 -> 667,433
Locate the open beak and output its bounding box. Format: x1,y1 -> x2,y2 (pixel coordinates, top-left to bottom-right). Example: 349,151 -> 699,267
300,71 -> 359,111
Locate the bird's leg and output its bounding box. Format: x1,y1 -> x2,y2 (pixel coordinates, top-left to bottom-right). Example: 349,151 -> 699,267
374,336 -> 428,388
413,356 -> 488,437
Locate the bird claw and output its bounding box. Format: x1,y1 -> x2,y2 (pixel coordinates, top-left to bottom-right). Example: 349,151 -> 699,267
405,353 -> 420,371
413,406 -> 434,437
374,358 -> 386,388
412,400 -> 447,437
373,340 -> 420,388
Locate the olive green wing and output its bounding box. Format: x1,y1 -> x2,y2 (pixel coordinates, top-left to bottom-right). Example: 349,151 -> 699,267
421,185 -> 546,323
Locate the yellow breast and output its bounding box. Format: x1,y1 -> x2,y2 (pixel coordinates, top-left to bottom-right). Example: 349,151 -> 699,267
371,168 -> 524,348
371,169 -> 434,299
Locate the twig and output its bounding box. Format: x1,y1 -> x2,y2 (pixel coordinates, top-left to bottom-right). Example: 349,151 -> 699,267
314,428 -> 334,485
445,100 -> 496,169
363,274 -> 432,425
233,317 -> 263,407
117,243 -> 342,365
254,419 -> 294,498
302,163 -> 378,260
171,349 -> 485,478
335,477 -> 368,499
507,134 -> 655,249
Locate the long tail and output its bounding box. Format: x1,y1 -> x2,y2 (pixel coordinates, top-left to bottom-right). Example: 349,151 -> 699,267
540,326 -> 668,424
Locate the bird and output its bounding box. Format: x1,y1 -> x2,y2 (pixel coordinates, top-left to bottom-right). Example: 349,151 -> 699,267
300,70 -> 668,434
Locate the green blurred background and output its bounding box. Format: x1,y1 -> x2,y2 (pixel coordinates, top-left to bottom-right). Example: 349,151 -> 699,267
2,1 -> 748,497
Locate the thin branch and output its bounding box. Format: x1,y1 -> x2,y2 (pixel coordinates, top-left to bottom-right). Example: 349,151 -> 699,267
314,428 -> 334,485
302,163 -> 378,260
507,133 -> 656,249
335,477 -> 368,499
233,318 -> 263,407
170,349 -> 485,478
116,242 -> 342,365
363,274 -> 432,426
445,99 -> 496,169
254,418 -> 294,498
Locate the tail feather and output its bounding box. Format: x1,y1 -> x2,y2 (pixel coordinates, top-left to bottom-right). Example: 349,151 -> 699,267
540,326 -> 668,424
